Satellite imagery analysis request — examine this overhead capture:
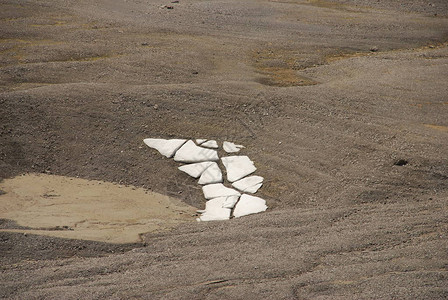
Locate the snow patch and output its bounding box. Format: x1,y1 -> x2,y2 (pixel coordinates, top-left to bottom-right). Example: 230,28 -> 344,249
196,197 -> 232,221
202,183 -> 241,199
178,161 -> 214,178
221,156 -> 257,182
198,162 -> 223,185
143,138 -> 186,158
232,175 -> 264,193
223,141 -> 244,153
233,194 -> 267,218
174,140 -> 219,163
201,140 -> 219,149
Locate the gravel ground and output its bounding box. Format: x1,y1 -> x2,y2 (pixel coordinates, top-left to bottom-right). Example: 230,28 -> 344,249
1,0 -> 447,298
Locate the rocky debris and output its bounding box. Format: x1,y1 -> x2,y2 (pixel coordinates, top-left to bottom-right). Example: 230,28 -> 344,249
394,159 -> 408,166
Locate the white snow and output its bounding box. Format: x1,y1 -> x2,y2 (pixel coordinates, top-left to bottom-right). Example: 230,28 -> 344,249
233,194 -> 267,218
174,140 -> 219,163
178,161 -> 214,178
221,156 -> 257,182
201,140 -> 219,149
223,141 -> 244,153
196,197 -> 232,221
222,195 -> 240,209
232,175 -> 264,193
202,183 -> 241,199
143,138 -> 186,158
145,137 -> 269,220
196,139 -> 207,145
198,162 -> 223,185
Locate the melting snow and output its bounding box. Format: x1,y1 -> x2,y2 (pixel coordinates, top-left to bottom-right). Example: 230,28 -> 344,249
143,138 -> 186,158
221,156 -> 257,182
201,140 -> 219,149
202,183 -> 241,199
223,141 -> 244,153
232,175 -> 264,193
233,194 -> 268,218
144,137 -> 268,221
174,140 -> 219,163
178,161 -> 214,178
196,197 -> 232,221
198,162 -> 223,185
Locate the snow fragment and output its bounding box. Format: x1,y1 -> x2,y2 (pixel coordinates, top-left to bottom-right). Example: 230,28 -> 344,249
143,138 -> 186,158
178,161 -> 214,178
198,162 -> 223,185
201,140 -> 219,149
232,175 -> 263,193
223,141 -> 244,153
233,194 -> 267,218
197,197 -> 232,221
221,156 -> 257,182
202,183 -> 240,199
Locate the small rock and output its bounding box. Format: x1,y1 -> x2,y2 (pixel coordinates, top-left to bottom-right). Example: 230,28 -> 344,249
394,159 -> 408,166
370,46 -> 379,52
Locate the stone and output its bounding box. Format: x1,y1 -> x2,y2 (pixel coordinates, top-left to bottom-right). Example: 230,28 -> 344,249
198,162 -> 223,185
202,183 -> 241,200
221,156 -> 257,182
196,139 -> 207,145
143,138 -> 186,158
178,162 -> 214,178
232,175 -> 263,193
223,141 -> 244,153
174,140 -> 219,163
201,140 -> 219,149
233,194 -> 267,218
196,197 -> 232,221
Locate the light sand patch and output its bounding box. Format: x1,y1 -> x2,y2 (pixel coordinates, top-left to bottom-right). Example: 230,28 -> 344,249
424,124 -> 448,132
0,173 -> 196,243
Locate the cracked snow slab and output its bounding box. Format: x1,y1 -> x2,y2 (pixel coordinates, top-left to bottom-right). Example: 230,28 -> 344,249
201,140 -> 219,149
221,195 -> 240,209
143,138 -> 187,158
202,183 -> 241,200
196,139 -> 207,145
198,162 -> 223,185
223,141 -> 244,153
233,194 -> 267,218
174,140 -> 219,163
232,175 -> 263,193
221,156 -> 257,182
178,161 -> 214,178
196,197 -> 232,221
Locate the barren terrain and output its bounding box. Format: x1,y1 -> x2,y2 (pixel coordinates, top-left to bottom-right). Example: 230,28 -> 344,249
1,0 -> 448,298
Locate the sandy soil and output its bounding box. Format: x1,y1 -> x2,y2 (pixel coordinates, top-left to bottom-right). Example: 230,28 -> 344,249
0,173 -> 196,243
1,0 -> 448,298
